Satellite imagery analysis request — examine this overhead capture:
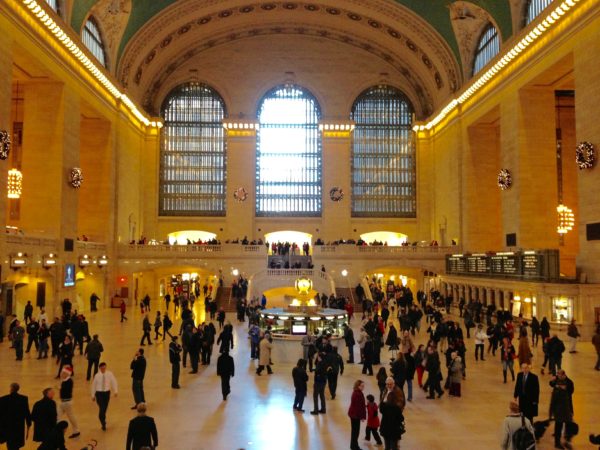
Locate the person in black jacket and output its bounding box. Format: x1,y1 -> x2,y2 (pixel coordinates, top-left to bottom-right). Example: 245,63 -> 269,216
85,335 -> 104,381
169,336 -> 181,389
37,420 -> 68,450
31,388 -> 57,443
362,337 -> 374,376
126,403 -> 158,450
292,359 -> 308,412
343,324 -> 355,363
216,350 -> 235,401
311,353 -> 327,415
513,363 -> 539,423
324,347 -> 344,400
130,349 -> 147,408
56,336 -> 74,379
379,387 -> 405,450
140,315 -> 152,346
0,383 -> 31,450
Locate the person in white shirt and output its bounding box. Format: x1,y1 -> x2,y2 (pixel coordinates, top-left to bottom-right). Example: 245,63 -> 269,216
37,308 -> 48,325
91,362 -> 118,431
474,324 -> 490,361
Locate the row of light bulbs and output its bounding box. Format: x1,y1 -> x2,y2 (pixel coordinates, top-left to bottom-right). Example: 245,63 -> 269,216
20,0 -> 161,129
222,122 -> 355,132
414,0 -> 582,132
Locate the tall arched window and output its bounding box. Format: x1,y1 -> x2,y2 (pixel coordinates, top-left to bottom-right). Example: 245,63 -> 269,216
350,85 -> 416,217
526,0 -> 553,24
45,0 -> 59,13
82,17 -> 107,67
159,83 -> 227,216
473,24 -> 499,75
256,85 -> 322,216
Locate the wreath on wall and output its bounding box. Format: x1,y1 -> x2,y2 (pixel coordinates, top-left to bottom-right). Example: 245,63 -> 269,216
233,187 -> 248,202
329,187 -> 344,201
0,130 -> 11,160
575,141 -> 595,170
497,169 -> 512,190
69,167 -> 84,188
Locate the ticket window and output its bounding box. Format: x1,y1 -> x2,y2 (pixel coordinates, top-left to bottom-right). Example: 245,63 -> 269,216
552,297 -> 573,324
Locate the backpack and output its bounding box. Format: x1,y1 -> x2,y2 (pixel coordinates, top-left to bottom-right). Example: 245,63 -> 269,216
512,414 -> 536,450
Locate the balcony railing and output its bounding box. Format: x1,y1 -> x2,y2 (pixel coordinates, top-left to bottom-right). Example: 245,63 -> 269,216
118,243 -> 268,258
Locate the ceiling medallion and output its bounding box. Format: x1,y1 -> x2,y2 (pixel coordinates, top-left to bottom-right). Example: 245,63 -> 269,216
69,167 -> 84,188
575,141 -> 595,170
497,169 -> 512,190
233,187 -> 248,202
0,130 -> 10,160
329,187 -> 344,202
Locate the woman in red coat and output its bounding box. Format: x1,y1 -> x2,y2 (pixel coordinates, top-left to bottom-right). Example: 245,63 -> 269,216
347,379 -> 366,450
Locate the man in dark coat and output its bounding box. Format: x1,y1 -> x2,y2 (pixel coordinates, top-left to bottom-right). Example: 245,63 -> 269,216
169,336 -> 181,389
130,349 -> 147,408
31,388 -> 57,443
126,403 -> 158,450
550,370 -> 575,449
343,324 -> 355,363
513,363 -> 539,423
0,383 -> 32,450
216,350 -> 235,400
85,334 -> 104,381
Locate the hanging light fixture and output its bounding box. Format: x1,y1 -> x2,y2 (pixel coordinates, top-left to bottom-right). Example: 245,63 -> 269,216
557,204 -> 575,235
7,168 -> 23,199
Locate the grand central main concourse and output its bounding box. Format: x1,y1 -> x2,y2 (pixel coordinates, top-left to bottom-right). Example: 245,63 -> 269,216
1,0 -> 600,449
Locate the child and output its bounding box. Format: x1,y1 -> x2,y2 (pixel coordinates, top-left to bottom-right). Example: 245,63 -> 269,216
365,394 -> 383,445
376,367 -> 388,403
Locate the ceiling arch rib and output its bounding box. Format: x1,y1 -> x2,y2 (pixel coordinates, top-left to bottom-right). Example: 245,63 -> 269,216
141,24 -> 434,118
117,0 -> 463,116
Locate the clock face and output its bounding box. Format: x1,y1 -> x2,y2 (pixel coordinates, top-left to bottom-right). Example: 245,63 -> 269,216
233,187 -> 248,202
329,187 -> 344,201
0,130 -> 10,160
69,168 -> 84,188
576,141 -> 595,170
497,169 -> 512,190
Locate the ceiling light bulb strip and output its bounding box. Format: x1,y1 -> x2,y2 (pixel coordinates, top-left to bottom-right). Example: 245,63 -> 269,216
413,0 -> 582,133
19,0 -> 162,129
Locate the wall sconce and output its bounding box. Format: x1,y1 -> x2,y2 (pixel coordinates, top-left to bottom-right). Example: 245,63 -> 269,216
42,253 -> 57,269
79,254 -> 91,268
7,168 -> 23,199
98,255 -> 108,268
10,252 -> 28,269
557,204 -> 575,234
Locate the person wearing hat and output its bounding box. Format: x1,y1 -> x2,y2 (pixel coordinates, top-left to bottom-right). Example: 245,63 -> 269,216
169,335 -> 182,389
57,366 -> 80,439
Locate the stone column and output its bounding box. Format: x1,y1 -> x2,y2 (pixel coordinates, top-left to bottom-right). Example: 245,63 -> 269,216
0,32 -> 12,236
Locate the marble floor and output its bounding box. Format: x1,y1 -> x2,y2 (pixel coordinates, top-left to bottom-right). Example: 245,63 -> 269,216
2,304 -> 599,450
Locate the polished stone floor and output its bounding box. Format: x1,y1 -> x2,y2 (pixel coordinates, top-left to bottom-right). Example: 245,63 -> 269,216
2,303 -> 599,450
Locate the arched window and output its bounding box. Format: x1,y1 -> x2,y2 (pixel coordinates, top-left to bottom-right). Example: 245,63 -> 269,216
473,24 -> 500,75
82,17 -> 107,67
256,85 -> 322,216
159,83 -> 227,216
526,0 -> 553,24
350,85 -> 416,217
45,0 -> 59,13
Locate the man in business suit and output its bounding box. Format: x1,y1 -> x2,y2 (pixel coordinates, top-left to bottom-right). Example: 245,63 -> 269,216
513,363 -> 540,423
126,403 -> 158,450
0,383 -> 32,450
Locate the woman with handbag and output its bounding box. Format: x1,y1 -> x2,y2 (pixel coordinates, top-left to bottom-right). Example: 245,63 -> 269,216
347,380 -> 366,450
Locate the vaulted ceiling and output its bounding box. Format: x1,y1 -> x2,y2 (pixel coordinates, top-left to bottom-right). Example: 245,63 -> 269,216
68,0 -> 522,118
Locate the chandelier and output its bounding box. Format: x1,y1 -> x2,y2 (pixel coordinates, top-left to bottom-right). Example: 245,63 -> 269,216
557,204 -> 574,235
7,168 -> 23,199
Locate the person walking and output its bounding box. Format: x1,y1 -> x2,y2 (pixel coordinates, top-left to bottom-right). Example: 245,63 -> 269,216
566,319 -> 580,353
365,394 -> 383,446
130,349 -> 146,409
517,335 -> 533,367
448,352 -> 464,397
256,333 -> 273,375
310,353 -> 327,415
500,338 -> 516,384
0,383 -> 31,450
126,403 -> 158,450
169,336 -> 182,389
120,300 -> 128,322
379,385 -> 405,450
216,350 -> 235,401
343,324 -> 356,363
513,363 -> 539,424
292,359 -> 308,412
90,362 -> 118,431
347,380 -> 366,450
25,319 -> 39,354
85,334 -> 104,381
425,347 -> 444,399
547,334 -> 565,376
56,335 -> 74,379
153,312 -> 162,341
362,336 -> 374,376
549,370 -> 575,449
31,388 -> 57,444
500,401 -> 535,450
57,366 -> 80,439
140,314 -> 152,346
325,347 -> 344,399
11,320 -> 25,361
